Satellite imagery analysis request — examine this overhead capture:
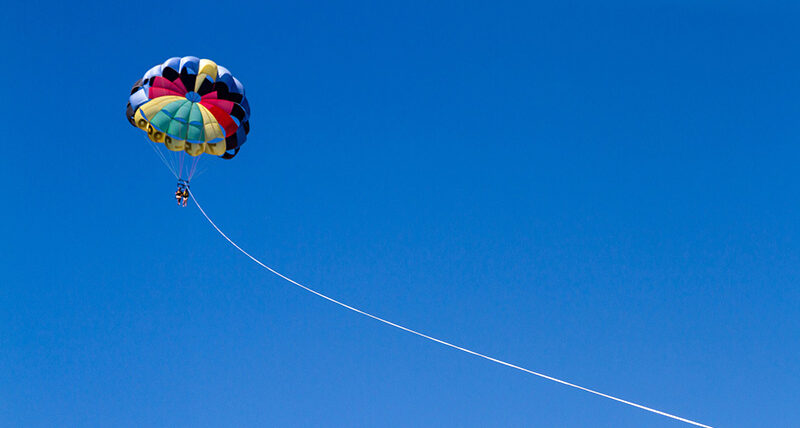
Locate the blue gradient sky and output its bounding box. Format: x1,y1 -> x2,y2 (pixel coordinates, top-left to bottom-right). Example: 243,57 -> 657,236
1,1 -> 798,427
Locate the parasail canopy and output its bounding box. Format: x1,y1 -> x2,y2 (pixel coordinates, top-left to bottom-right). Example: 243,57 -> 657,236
126,56 -> 251,160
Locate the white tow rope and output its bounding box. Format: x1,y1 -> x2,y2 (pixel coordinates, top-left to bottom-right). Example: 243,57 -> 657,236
190,191 -> 711,428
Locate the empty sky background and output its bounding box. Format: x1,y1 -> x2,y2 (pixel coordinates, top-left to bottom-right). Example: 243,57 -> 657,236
1,1 -> 798,427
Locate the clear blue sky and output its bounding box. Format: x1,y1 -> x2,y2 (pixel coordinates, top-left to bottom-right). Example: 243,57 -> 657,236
1,1 -> 798,427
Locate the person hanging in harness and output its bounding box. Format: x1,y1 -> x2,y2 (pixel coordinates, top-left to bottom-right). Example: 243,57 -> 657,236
175,179 -> 189,207
181,186 -> 189,207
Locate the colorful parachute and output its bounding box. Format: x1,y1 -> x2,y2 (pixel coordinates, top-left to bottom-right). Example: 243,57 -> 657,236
126,56 -> 250,180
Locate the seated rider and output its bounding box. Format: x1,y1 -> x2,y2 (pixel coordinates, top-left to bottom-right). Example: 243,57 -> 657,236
182,187 -> 189,207
175,187 -> 183,205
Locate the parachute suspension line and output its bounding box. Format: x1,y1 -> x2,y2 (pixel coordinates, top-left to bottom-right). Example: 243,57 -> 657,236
188,154 -> 202,181
191,158 -> 211,180
147,139 -> 178,178
166,148 -> 178,177
178,151 -> 186,180
188,191 -> 712,428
